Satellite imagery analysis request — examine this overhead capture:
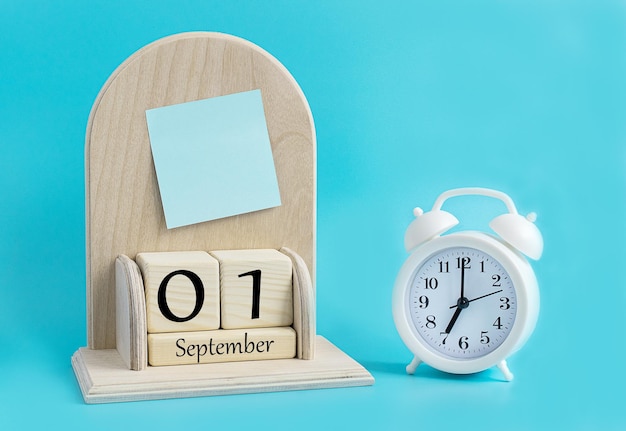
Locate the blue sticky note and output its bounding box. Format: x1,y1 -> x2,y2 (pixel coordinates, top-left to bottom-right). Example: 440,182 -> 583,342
145,90 -> 281,229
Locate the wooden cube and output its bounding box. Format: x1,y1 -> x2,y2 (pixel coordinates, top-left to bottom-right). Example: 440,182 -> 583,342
136,251 -> 220,333
147,327 -> 296,366
210,249 -> 293,329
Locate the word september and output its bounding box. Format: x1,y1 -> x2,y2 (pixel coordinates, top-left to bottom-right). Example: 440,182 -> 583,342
176,332 -> 275,363
147,327 -> 296,366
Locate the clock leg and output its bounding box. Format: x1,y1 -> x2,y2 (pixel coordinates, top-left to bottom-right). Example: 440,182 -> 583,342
497,360 -> 514,382
406,356 -> 422,374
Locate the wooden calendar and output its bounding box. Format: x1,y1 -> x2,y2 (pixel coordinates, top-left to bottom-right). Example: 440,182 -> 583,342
71,32 -> 373,403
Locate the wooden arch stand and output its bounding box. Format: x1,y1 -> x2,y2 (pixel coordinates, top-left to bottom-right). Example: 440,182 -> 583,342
71,32 -> 373,403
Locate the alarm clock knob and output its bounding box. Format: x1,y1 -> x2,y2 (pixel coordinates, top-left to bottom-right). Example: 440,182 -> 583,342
489,212 -> 543,260
404,208 -> 459,252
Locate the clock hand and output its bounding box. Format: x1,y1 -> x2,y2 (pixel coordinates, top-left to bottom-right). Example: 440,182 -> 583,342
449,289 -> 504,309
444,257 -> 472,334
459,257 -> 469,300
445,296 -> 470,333
444,289 -> 504,333
444,307 -> 462,334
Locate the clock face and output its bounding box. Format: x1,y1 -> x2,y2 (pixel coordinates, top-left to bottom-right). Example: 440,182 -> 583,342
407,246 -> 517,360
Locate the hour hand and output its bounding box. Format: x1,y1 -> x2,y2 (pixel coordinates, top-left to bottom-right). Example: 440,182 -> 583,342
445,306 -> 462,334
445,296 -> 470,333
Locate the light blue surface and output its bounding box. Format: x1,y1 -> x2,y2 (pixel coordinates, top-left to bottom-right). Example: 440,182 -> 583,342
1,1 -> 625,429
146,90 -> 281,228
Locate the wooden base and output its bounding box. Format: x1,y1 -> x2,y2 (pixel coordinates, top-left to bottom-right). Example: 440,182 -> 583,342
72,336 -> 374,404
75,33 -> 364,404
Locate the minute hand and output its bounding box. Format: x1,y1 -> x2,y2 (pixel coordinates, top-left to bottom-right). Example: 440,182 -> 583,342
449,289 -> 504,309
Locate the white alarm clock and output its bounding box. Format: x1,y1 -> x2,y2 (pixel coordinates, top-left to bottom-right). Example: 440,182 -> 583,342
392,188 -> 542,381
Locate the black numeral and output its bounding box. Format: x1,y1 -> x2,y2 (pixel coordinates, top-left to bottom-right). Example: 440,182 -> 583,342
239,269 -> 262,319
424,277 -> 438,289
458,336 -> 469,350
492,274 -> 502,287
480,331 -> 490,344
440,332 -> 449,345
425,315 -> 437,329
500,297 -> 511,310
158,270 -> 205,322
418,295 -> 429,309
456,257 -> 471,269
439,261 -> 449,273
493,317 -> 503,329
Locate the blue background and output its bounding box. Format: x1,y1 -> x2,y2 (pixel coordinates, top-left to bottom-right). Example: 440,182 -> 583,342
1,1 -> 624,429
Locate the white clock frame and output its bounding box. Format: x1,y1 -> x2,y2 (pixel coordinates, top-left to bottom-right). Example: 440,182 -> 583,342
392,188 -> 543,381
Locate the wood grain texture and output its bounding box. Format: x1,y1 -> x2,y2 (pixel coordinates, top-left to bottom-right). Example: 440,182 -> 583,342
72,336 -> 373,404
115,247 -> 313,368
137,251 -> 220,333
85,32 -> 316,349
211,249 -> 293,329
115,255 -> 147,370
148,327 -> 296,366
280,247 -> 315,359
